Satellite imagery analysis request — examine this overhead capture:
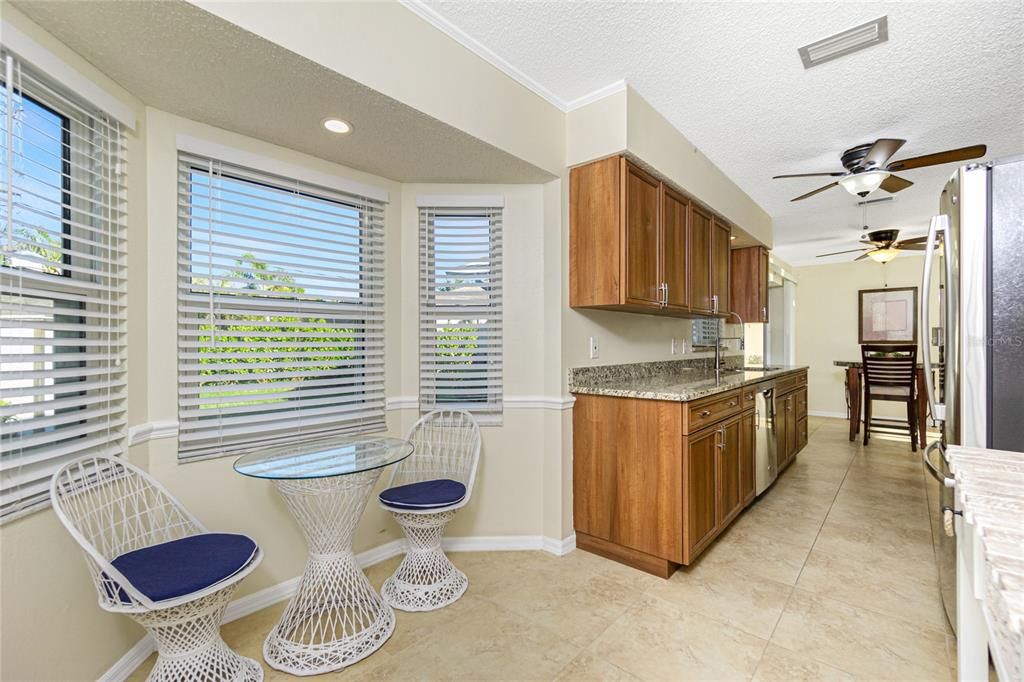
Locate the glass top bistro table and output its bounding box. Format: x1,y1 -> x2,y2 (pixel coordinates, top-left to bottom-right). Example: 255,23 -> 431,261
234,437 -> 413,676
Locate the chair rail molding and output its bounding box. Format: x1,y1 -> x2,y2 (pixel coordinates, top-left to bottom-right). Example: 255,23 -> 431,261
126,420 -> 180,446
99,533 -> 577,681
386,396 -> 575,411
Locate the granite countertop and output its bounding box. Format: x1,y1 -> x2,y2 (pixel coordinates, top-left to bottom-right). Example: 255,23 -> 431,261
946,446 -> 1024,679
568,359 -> 808,402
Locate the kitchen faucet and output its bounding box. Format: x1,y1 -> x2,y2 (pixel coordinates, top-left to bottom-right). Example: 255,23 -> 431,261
714,311 -> 745,371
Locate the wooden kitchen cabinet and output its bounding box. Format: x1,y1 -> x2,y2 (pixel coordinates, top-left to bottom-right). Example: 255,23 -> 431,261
683,426 -> 719,563
776,375 -> 809,470
731,246 -> 770,323
662,186 -> 690,310
623,162 -> 661,306
711,218 -> 731,315
716,417 -> 744,529
739,409 -> 756,505
570,154 -> 740,319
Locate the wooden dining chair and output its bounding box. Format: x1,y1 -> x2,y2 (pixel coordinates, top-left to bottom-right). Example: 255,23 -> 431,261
861,344 -> 919,450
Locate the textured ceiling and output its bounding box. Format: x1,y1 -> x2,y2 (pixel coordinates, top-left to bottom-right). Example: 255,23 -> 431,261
418,0 -> 1024,263
11,0 -> 554,185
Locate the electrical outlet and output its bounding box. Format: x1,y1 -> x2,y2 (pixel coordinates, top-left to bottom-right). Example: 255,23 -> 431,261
589,336 -> 599,359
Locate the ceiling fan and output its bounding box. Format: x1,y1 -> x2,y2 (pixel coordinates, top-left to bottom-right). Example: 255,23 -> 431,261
817,228 -> 930,264
774,139 -> 987,202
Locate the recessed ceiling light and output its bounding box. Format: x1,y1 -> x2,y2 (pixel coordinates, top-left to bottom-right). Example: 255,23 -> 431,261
322,118 -> 352,134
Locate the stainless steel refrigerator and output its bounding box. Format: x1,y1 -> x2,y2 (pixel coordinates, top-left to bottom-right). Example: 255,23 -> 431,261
920,157 -> 1024,633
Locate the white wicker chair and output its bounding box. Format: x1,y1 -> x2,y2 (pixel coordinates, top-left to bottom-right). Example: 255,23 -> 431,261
50,455 -> 264,681
378,409 -> 481,611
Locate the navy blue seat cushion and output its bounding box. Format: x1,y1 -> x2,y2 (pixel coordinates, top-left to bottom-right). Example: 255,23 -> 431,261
107,533 -> 258,604
379,478 -> 467,510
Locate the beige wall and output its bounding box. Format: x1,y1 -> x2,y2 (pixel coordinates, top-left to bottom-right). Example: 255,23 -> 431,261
0,3 -> 152,678
794,256 -> 938,419
191,0 -> 566,177
0,3 -> 780,679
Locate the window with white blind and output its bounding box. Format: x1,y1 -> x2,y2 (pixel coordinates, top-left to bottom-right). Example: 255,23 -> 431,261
177,153 -> 385,460
418,203 -> 502,421
0,52 -> 128,520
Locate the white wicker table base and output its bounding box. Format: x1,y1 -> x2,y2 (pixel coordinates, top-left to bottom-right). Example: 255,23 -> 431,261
264,471 -> 395,676
382,509 -> 468,612
136,584 -> 263,682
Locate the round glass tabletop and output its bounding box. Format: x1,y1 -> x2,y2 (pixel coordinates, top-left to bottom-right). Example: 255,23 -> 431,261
233,436 -> 414,480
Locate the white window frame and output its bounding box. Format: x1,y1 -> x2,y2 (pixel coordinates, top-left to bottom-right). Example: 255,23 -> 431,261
0,51 -> 128,521
418,198 -> 503,424
175,151 -> 387,460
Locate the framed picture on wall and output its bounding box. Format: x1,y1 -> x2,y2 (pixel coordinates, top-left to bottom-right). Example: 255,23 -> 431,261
858,287 -> 918,344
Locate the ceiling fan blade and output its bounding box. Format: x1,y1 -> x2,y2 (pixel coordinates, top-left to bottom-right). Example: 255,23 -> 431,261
898,236 -> 929,245
791,181 -> 839,202
897,243 -> 928,251
773,172 -> 846,179
854,252 -> 872,261
886,144 -> 987,172
817,248 -> 869,257
880,174 -> 914,193
863,138 -> 906,168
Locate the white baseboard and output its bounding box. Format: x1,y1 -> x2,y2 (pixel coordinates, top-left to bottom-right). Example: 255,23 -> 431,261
99,636 -> 156,682
101,533 -> 576,681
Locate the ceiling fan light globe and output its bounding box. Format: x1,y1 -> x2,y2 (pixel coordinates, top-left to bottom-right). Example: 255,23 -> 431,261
867,247 -> 900,264
838,170 -> 891,197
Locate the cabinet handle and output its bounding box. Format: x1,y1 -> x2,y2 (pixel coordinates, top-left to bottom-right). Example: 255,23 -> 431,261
745,394 -> 755,401
712,294 -> 719,314
716,428 -> 726,448
699,410 -> 712,417
727,400 -> 737,407
762,306 -> 767,322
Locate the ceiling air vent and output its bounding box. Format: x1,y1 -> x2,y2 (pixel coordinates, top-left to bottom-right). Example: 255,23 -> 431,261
798,16 -> 889,69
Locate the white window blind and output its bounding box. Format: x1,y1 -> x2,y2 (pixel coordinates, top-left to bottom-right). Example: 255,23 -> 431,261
0,51 -> 128,521
177,152 -> 385,460
419,206 -> 502,420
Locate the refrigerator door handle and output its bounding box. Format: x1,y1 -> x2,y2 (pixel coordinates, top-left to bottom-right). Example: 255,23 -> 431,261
921,214 -> 948,424
923,441 -> 955,488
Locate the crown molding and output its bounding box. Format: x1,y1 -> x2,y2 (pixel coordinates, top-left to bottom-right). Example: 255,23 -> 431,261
398,0 -> 624,114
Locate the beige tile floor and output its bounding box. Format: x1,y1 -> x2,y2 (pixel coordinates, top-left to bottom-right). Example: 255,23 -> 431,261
132,417 -> 960,681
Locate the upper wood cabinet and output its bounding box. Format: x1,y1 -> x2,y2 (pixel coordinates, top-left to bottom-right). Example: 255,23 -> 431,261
711,218 -> 731,315
688,205 -> 713,314
570,155 -> 739,319
623,163 -> 661,306
662,186 -> 690,311
731,246 -> 770,323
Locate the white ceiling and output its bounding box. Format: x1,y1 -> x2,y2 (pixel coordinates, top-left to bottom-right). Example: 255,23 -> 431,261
11,0 -> 554,184
415,0 -> 1024,264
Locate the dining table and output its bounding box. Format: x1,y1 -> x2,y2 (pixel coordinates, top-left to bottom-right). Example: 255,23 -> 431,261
834,360 -> 930,446
233,436 -> 414,676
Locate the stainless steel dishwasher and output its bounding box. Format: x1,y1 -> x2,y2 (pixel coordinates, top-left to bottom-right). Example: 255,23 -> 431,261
754,381 -> 778,495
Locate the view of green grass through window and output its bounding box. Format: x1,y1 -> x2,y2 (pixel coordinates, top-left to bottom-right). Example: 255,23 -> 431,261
177,156 -> 385,459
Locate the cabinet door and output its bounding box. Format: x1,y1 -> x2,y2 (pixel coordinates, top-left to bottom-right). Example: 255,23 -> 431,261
711,218 -> 731,314
684,427 -> 719,561
759,248 -> 769,323
717,418 -> 743,526
739,410 -> 756,505
689,205 -> 713,313
623,162 -> 661,306
662,187 -> 689,310
797,417 -> 808,453
776,394 -> 792,467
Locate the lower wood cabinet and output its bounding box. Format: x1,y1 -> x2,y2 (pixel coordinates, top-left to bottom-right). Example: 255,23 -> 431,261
572,372 -> 808,578
740,409 -> 756,505
777,383 -> 809,470
683,426 -> 719,563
